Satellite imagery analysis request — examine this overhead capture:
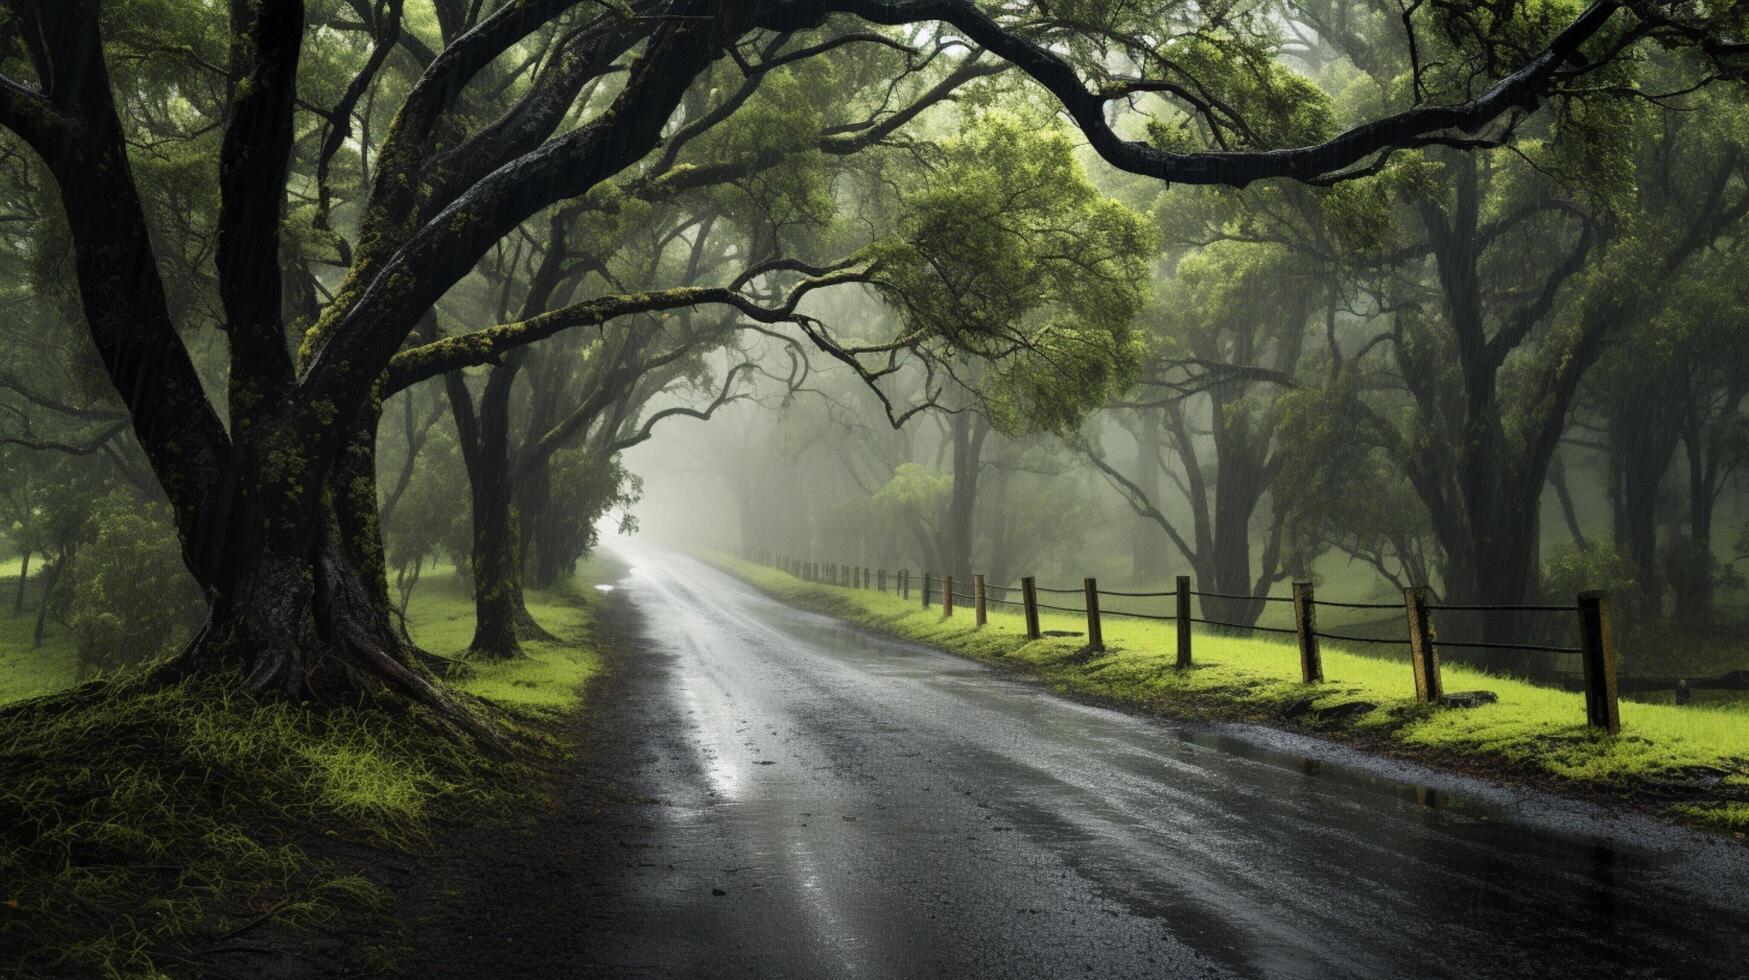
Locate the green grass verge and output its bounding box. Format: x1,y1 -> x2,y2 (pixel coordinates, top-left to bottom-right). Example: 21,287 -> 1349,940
711,554 -> 1749,835
406,559 -> 608,718
0,563 -> 608,976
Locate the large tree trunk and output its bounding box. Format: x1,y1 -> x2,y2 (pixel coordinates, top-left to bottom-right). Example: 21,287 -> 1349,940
446,360 -> 552,660
1675,423 -> 1720,625
1547,452 -> 1590,552
31,557 -> 59,649
1611,391 -> 1682,617
12,548 -> 28,616
941,412 -> 989,582
1434,488 -> 1553,677
986,467 -> 1013,589
151,407 -> 503,745
1130,413 -> 1166,580
517,458 -> 573,591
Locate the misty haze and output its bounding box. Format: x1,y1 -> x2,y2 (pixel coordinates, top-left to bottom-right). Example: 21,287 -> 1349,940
1,1 -> 1747,976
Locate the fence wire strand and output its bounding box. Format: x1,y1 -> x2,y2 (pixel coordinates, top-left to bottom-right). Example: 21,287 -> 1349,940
1103,609 -> 1178,622
1434,639 -> 1582,654
1191,589 -> 1294,603
1189,617 -> 1300,636
1428,603 -> 1578,614
1313,631 -> 1407,646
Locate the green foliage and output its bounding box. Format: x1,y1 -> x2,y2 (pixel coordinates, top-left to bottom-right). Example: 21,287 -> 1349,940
1543,543 -> 1637,602
64,496 -> 205,671
871,112 -> 1155,432
538,448 -> 643,578
384,423 -> 471,577
1660,534 -> 1745,605
869,462 -> 951,518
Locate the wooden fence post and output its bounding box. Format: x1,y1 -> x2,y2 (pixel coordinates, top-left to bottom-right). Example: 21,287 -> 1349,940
974,575 -> 987,628
1084,577 -> 1104,651
943,576 -> 955,617
902,570 -> 910,599
1175,575 -> 1193,668
1577,591 -> 1621,734
1404,587 -> 1442,702
922,572 -> 933,608
878,569 -> 887,592
1022,576 -> 1041,639
1292,581 -> 1323,684
863,567 -> 870,589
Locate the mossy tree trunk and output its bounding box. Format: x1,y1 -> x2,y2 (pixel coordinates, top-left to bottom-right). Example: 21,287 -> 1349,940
0,0 -> 1635,719
0,0 -> 714,728
445,356 -> 549,660
12,548 -> 28,616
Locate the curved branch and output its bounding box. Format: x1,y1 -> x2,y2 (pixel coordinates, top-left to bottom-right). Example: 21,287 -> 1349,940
830,0 -> 1623,186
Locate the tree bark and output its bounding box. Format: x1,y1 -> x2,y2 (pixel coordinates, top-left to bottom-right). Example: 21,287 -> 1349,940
942,411 -> 989,582
446,358 -> 551,660
12,548 -> 28,616
1129,413 -> 1166,580
31,557 -> 58,649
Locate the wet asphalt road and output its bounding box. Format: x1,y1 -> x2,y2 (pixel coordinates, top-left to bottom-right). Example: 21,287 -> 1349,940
577,542 -> 1749,978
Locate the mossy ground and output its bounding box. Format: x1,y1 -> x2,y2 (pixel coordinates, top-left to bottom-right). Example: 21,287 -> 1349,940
0,560 -> 607,977
714,555 -> 1749,836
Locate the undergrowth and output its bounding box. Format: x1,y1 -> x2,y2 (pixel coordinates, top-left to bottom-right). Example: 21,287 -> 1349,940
713,554 -> 1749,836
0,561 -> 606,976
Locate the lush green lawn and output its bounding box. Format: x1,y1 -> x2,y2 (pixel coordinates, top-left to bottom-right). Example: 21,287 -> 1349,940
407,560 -> 610,717
716,555 -> 1749,833
0,560 -> 612,975
0,557 -> 613,711
0,560 -> 83,707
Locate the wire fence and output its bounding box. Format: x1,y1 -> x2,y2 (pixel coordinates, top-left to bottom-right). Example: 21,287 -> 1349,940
798,556 -> 1749,742
751,551 -> 1656,734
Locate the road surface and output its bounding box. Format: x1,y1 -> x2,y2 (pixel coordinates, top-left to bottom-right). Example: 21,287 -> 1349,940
565,542 -> 1749,978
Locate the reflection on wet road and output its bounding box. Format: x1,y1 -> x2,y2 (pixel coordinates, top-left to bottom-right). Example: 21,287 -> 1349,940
582,541 -> 1749,978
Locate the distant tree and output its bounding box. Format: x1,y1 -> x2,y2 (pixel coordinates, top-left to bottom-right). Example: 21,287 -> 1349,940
0,0 -> 1700,726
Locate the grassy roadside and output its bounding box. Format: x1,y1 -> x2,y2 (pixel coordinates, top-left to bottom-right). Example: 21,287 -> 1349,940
0,560 -> 611,977
710,554 -> 1749,836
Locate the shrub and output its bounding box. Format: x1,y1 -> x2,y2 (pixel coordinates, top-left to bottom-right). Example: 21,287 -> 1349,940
66,497 -> 205,670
